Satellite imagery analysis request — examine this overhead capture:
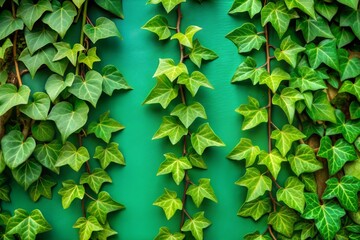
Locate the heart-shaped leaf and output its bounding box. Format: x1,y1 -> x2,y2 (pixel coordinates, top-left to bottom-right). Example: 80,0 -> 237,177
0,84 -> 30,116
0,10 -> 24,40
16,0 -> 52,30
94,0 -> 124,18
11,159 -> 42,190
102,65 -> 132,96
19,92 -> 51,120
83,17 -> 122,44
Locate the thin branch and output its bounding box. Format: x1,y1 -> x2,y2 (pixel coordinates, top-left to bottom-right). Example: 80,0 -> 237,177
176,5 -> 184,63
11,2 -> 22,86
85,192 -> 96,201
180,172 -> 191,229
75,0 -> 89,76
268,226 -> 277,240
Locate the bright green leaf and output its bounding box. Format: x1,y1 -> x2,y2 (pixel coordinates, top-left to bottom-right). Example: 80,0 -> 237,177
177,71 -> 213,97
271,124 -> 305,157
258,149 -> 286,179
227,138 -> 260,167
305,39 -> 339,71
0,84 -> 30,116
231,57 -> 266,85
272,87 -> 304,124
153,116 -> 188,145
171,25 -> 201,48
142,15 -> 171,40
186,178 -> 217,207
80,168 -> 112,194
58,180 -> 85,209
306,90 -> 336,123
153,188 -> 182,220
350,101 -> 360,119
288,144 -> 322,176
289,66 -> 326,92
188,149 -> 207,169
94,0 -> 124,18
45,73 -> 75,102
11,159 -> 42,190
55,142 -> 90,172
72,0 -> 85,8
339,78 -> 360,102
78,47 -> 101,69
277,177 -> 305,213
153,58 -> 188,82
337,0 -> 359,10
73,216 -> 103,240
144,75 -> 179,108
155,227 -> 185,240
170,102 -> 207,128
191,123 -> 224,155
147,0 -> 185,13
180,212 -> 211,240
327,109 -> 360,143
102,65 -> 131,96
189,39 -> 218,68
338,49 -> 360,81
238,197 -> 271,221
259,67 -> 290,93
274,36 -> 305,68
228,0 -> 262,18
83,17 -> 122,44
157,153 -> 192,185
284,0 -> 315,18
53,42 -> 84,66
19,92 -> 50,120
236,96 -> 268,130
0,38 -> 12,59
340,8 -> 360,39
244,232 -> 272,240
16,0 -> 52,30
93,142 -> 125,169
91,221 -> 117,240
268,206 -> 298,237
296,14 -> 334,43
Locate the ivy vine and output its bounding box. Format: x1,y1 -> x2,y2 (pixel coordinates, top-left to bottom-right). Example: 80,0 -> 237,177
0,0 -> 130,239
143,0 -> 225,239
227,0 -> 360,238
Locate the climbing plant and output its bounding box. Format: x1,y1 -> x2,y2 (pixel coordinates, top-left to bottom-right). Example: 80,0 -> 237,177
0,0 -> 129,239
227,0 -> 360,238
143,0 -> 224,239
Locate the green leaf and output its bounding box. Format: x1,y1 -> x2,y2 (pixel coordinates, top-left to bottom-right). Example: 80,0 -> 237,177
186,178 -> 217,207
28,176 -> 57,202
94,0 -> 124,18
258,149 -> 286,179
45,73 -> 75,102
16,0 -> 52,30
296,14 -> 334,43
155,227 -> 185,240
0,184 -> 10,202
327,110 -> 360,143
147,0 -> 185,13
277,177 -> 305,213
274,36 -> 305,68
58,180 -> 85,209
288,144 -> 322,176
157,153 -> 192,185
153,188 -> 182,220
261,1 -> 298,38
338,50 -> 360,81
53,42 -> 84,66
78,47 -> 101,69
48,99 -> 89,143
42,0 -> 77,38
72,0 -> 85,8
24,25 -> 58,55
340,8 -> 360,39
0,10 -> 23,41
227,138 -> 260,167
73,216 -> 103,240
189,39 -> 218,68
94,142 -> 125,169
11,159 -> 42,190
33,140 -> 61,174
331,23 -> 355,48
153,116 -> 188,145
301,173 -> 317,193
337,0 -> 359,10
339,78 -> 360,102
19,92 -> 50,120
6,209 -> 51,240
289,66 -> 326,93
294,221 -> 317,240
259,68 -> 290,93
188,149 -> 207,169
144,76 -> 178,109
142,15 -> 171,40
91,221 -> 117,240
231,57 -> 266,85
177,71 -> 213,97
102,65 -> 131,96
153,58 -> 188,82
284,0 -> 315,18
228,0 -> 262,18
171,25 -> 201,48
87,191 -> 124,224
0,84 -> 30,116
1,130 -> 35,169
244,232 -> 272,240
318,136 -> 357,175
0,38 -> 12,59
271,124 -> 305,157
273,87 -> 304,124
83,17 -> 121,44
306,90 -> 336,123
80,168 -> 112,194
236,96 -> 268,130
236,167 -> 272,202
225,23 -> 266,53
55,142 -> 90,172
350,101 -> 360,119
170,102 -> 207,128
315,2 -> 338,21
238,197 -> 271,221
180,212 -> 211,240
305,39 -> 339,71
191,123 -> 225,155
268,206 -> 298,237
302,193 -> 346,240
323,176 -> 360,212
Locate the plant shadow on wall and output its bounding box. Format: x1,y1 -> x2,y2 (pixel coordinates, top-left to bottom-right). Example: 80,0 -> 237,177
226,0 -> 360,239
0,0 -> 131,239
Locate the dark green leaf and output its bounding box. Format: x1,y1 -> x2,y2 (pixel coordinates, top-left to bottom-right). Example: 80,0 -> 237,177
19,92 -> 50,120
102,65 -> 131,96
16,0 -> 52,30
306,90 -> 336,123
28,176 -> 57,202
153,188 -> 182,219
33,140 -> 62,174
296,15 -> 334,43
0,84 -> 30,116
327,110 -> 360,143
331,23 -> 355,48
350,101 -> 360,119
0,38 -> 12,59
340,8 -> 360,39
94,0 -> 124,18
289,66 -> 326,92
305,39 -> 339,71
0,10 -> 23,41
25,25 -> 58,55
284,0 -> 315,18
11,159 -> 42,190
337,0 -> 359,10
339,78 -> 360,101
338,49 -> 360,81
315,1 -> 338,21
93,142 -> 125,169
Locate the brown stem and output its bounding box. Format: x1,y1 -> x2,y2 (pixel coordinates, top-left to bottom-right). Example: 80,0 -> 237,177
268,226 -> 277,240
11,2 -> 22,87
176,5 -> 184,63
180,172 -> 191,229
264,24 -> 272,153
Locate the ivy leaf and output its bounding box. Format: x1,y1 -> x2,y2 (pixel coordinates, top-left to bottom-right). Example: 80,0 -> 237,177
189,39 -> 218,68
48,99 -> 89,143
55,142 -> 90,172
236,167 -> 272,202
153,188 -> 182,220
11,159 -> 42,190
102,65 -> 131,96
327,110 -> 360,143
142,15 -> 171,40
228,0 -> 262,18
244,232 -> 272,240
188,149 -> 207,169
180,212 -> 211,240
236,96 -> 268,130
238,197 -> 272,221
186,178 -> 217,207
155,227 -> 185,240
302,193 -> 346,240
144,75 -> 179,108
0,10 -> 23,41
301,173 -> 317,193
306,90 -> 336,123
338,49 -> 360,81
25,25 -> 58,55
318,136 -> 357,175
6,209 -> 52,240
153,116 -> 188,145
323,176 -> 360,212
0,38 -> 12,59
91,221 -> 117,240
340,8 -> 360,39
315,2 -> 338,21
274,36 -> 305,68
87,191 -> 124,224
260,68 -> 290,93
16,0 -> 52,30
19,92 -> 50,120
0,84 -> 30,116
94,142 -> 125,169
261,1 -> 298,38
83,17 -> 121,44
53,42 -> 85,66
78,47 -> 101,69
191,123 -> 225,155
73,216 -> 103,240
225,23 -> 266,53
258,149 -> 286,179
157,153 -> 192,185
153,58 -> 188,82
284,0 -> 315,19
231,57 -> 266,85
305,39 -> 339,71
331,23 -> 355,48
268,206 -> 298,237
227,138 -> 260,167
1,130 -> 35,169
177,71 -> 213,97
288,144 -> 322,176
339,78 -> 360,102
296,15 -> 334,43
28,176 -> 57,202
289,66 -> 326,92
271,124 -> 305,157
94,0 -> 124,18
58,180 -> 85,209
147,0 -> 185,13
72,0 -> 85,8
33,140 -> 61,174
277,177 -> 305,213
272,87 -> 304,124
45,73 -> 75,102
80,168 -> 112,194
170,102 -> 207,128
337,0 -> 359,10
171,25 -> 201,48
350,101 -> 360,119
294,221 -> 317,240
42,0 -> 77,38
